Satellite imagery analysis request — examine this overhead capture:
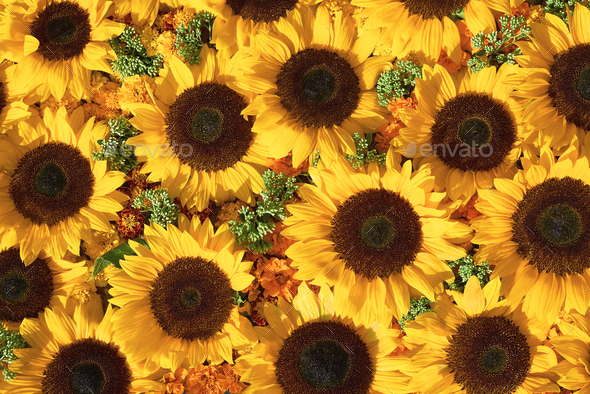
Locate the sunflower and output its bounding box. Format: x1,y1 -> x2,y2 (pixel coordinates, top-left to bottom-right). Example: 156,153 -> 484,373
237,281 -> 409,393
550,311 -> 590,393
126,45 -> 267,211
396,63 -> 529,201
193,0 -> 321,53
401,276 -> 560,394
513,3 -> 590,154
0,0 -> 124,100
113,0 -> 182,26
0,61 -> 30,133
0,107 -> 128,266
0,245 -> 92,332
231,5 -> 392,167
352,0 -> 517,65
0,300 -> 166,393
471,147 -> 590,322
283,152 -> 472,327
109,216 -> 258,370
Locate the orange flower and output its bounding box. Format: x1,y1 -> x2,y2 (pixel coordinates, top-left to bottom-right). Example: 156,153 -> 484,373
254,257 -> 302,302
164,367 -> 188,394
185,365 -> 226,394
266,152 -> 309,177
264,222 -> 296,258
450,195 -> 482,225
157,31 -> 179,63
437,49 -> 470,75
375,91 -> 419,152
456,20 -> 474,52
218,364 -> 247,393
117,75 -> 155,114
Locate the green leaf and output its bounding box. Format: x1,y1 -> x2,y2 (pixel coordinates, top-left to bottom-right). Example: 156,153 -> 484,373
88,240 -> 148,281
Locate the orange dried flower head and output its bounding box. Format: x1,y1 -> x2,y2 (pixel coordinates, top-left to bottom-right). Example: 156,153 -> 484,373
266,152 -> 309,177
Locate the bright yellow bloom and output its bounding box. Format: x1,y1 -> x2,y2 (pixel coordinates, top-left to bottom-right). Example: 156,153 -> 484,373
126,45 -> 267,211
352,0 -> 519,65
397,63 -> 529,201
283,152 -> 471,327
401,276 -> 560,394
513,3 -> 590,154
232,5 -> 392,167
0,107 -> 128,265
0,301 -> 166,392
0,0 -> 125,100
237,282 -> 409,393
472,146 -> 590,322
109,216 -> 258,370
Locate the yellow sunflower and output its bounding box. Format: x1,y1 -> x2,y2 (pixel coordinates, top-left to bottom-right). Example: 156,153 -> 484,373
231,5 -> 392,167
396,63 -> 530,201
0,107 -> 128,266
193,0 -> 321,53
126,45 -> 267,211
471,147 -> 590,322
0,245 -> 92,332
401,276 -> 560,394
352,0 -> 517,65
0,61 -> 30,132
551,311 -> 590,393
0,300 -> 166,393
109,216 -> 258,370
513,3 -> 590,154
283,152 -> 472,327
0,0 -> 124,100
113,0 -> 182,26
237,281 -> 409,393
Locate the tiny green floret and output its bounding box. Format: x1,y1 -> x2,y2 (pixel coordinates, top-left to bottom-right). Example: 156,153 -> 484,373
376,60 -> 422,106
132,189 -> 179,229
398,297 -> 433,331
108,26 -> 164,80
345,132 -> 387,169
446,255 -> 492,293
0,323 -> 26,381
92,116 -> 139,173
175,11 -> 215,66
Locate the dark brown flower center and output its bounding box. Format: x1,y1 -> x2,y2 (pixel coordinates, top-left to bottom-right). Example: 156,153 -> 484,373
331,188 -> 423,279
548,44 -> 590,131
446,316 -> 531,394
0,247 -> 53,323
275,321 -> 373,394
166,83 -> 254,172
276,48 -> 360,129
400,0 -> 471,20
226,0 -> 298,23
430,93 -> 517,172
42,338 -> 132,394
512,176 -> 590,276
30,0 -> 91,61
9,142 -> 95,227
149,256 -> 234,341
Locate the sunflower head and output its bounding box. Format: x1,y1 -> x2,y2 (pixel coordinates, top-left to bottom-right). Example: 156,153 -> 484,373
110,217 -> 257,368
0,108 -> 128,265
239,282 -> 407,393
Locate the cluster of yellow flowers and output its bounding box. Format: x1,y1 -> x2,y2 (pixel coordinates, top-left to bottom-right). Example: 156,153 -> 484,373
0,0 -> 589,393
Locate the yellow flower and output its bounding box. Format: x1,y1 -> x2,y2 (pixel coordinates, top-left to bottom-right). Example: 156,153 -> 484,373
352,0 -> 520,65
237,282 -> 409,393
232,5 -> 392,167
0,300 -> 166,393
513,2 -> 590,154
283,152 -> 471,326
109,216 -> 258,370
471,146 -> 590,321
0,107 -> 128,265
0,0 -> 125,100
0,60 -> 30,132
193,0 -> 322,53
551,311 -> 590,392
396,63 -> 529,201
126,45 -> 267,211
0,245 -> 92,332
401,276 -> 560,393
